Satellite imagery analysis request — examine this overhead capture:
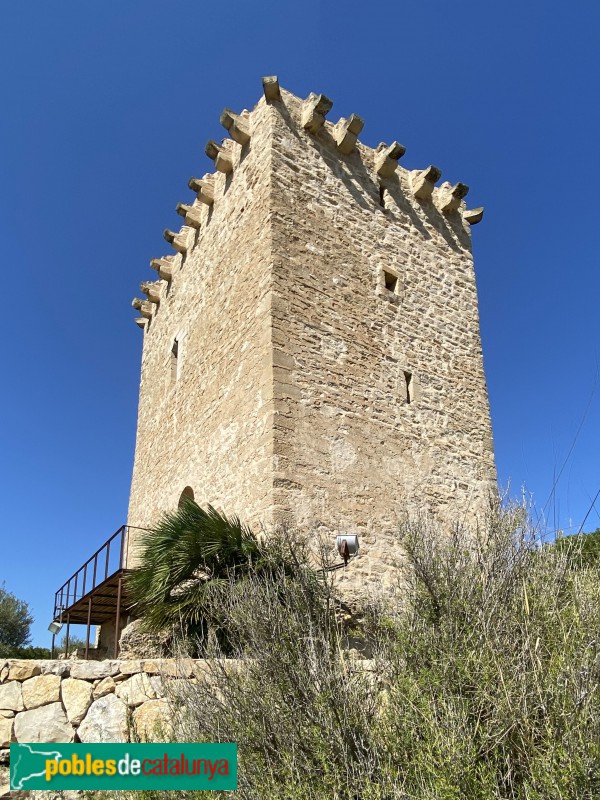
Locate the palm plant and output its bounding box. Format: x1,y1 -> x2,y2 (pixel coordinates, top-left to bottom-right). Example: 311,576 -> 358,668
125,500 -> 293,649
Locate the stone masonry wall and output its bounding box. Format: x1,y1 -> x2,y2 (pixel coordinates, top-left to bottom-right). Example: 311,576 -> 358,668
0,657 -> 215,796
0,658 -> 188,753
126,97 -> 276,558
268,90 -> 496,597
126,78 -> 496,596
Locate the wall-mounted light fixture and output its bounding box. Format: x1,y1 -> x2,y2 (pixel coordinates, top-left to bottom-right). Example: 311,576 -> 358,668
336,533 -> 360,566
48,619 -> 63,635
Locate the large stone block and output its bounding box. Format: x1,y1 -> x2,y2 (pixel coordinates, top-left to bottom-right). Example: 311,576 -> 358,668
21,674 -> 61,709
78,694 -> 128,743
69,660 -> 120,680
0,717 -> 12,748
118,619 -> 171,660
115,672 -> 158,706
61,678 -> 93,725
142,659 -> 195,677
92,675 -> 116,699
14,702 -> 74,743
40,660 -> 71,677
133,699 -> 171,742
0,682 -> 24,712
7,661 -> 41,682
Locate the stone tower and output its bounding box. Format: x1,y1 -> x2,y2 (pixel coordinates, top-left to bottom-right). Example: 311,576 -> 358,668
127,77 -> 496,594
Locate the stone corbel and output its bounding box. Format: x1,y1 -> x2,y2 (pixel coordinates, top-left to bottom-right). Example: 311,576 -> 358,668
262,75 -> 281,102
333,114 -> 364,154
437,182 -> 470,214
301,93 -> 333,134
463,207 -> 484,225
375,142 -> 406,178
220,109 -> 250,146
205,140 -> 233,174
134,317 -> 147,330
140,281 -> 161,304
150,257 -> 174,281
176,203 -> 203,229
132,298 -> 154,319
163,228 -> 190,254
188,175 -> 215,206
410,166 -> 442,200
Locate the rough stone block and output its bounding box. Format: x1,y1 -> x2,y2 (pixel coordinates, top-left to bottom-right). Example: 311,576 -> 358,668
0,717 -> 12,749
0,682 -> 24,713
69,660 -> 120,681
115,672 -> 158,707
205,140 -> 234,174
40,660 -> 71,677
140,281 -> 161,304
133,699 -> 171,742
22,674 -> 61,709
7,661 -> 41,682
93,675 -> 116,699
176,203 -> 203,229
150,256 -> 174,281
188,175 -> 215,206
163,228 -> 190,255
78,694 -> 128,743
118,660 -> 144,676
61,678 -> 93,725
14,702 -> 73,743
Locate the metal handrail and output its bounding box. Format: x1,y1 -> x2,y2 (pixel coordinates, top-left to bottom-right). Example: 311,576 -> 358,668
52,525 -> 148,619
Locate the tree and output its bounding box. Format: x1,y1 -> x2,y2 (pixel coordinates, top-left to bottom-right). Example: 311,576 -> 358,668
126,500 -> 301,650
59,634 -> 87,657
126,501 -> 263,639
553,527 -> 600,567
0,583 -> 34,656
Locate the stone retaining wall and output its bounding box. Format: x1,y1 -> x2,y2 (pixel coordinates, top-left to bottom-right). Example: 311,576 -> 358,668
0,657 -> 224,748
1,658 -> 221,797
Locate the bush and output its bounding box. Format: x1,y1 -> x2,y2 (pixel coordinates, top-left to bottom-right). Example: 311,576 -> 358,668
0,583 -> 34,657
3,646 -> 52,659
553,528 -> 600,568
133,507 -> 599,800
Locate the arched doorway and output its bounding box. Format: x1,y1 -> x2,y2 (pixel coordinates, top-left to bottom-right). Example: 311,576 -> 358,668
178,486 -> 195,507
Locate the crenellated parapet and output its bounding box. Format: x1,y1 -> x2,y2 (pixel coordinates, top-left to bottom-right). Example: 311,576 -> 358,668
133,75 -> 485,328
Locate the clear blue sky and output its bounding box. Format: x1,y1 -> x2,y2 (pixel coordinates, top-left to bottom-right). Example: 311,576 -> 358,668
1,1 -> 599,646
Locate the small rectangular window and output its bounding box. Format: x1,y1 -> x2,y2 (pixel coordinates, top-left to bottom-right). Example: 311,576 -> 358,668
404,370 -> 413,404
383,270 -> 398,294
170,339 -> 179,383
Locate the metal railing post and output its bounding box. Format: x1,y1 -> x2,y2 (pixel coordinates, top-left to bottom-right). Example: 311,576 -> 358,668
114,576 -> 123,659
85,597 -> 92,660
64,613 -> 71,660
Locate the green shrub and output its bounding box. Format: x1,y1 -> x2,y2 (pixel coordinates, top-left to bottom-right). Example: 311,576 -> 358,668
131,507 -> 599,800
